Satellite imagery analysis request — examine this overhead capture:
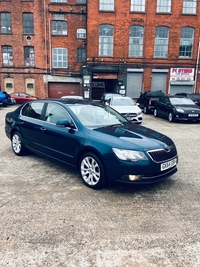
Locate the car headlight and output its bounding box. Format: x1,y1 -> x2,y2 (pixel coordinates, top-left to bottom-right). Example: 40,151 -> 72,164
112,148 -> 148,162
176,108 -> 185,113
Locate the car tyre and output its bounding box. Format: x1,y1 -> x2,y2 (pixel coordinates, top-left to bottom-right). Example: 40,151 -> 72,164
168,112 -> 174,122
154,108 -> 159,117
79,153 -> 106,189
11,132 -> 27,156
143,105 -> 148,114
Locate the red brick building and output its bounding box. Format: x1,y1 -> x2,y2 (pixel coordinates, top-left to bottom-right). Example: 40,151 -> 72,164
0,0 -> 86,98
0,0 -> 46,98
85,0 -> 200,99
0,0 -> 200,100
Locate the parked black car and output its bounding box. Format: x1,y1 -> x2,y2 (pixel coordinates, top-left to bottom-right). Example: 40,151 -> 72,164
175,92 -> 200,106
137,90 -> 165,114
154,95 -> 200,122
5,99 -> 178,189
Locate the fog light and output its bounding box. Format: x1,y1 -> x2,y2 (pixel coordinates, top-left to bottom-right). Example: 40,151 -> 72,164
129,175 -> 142,181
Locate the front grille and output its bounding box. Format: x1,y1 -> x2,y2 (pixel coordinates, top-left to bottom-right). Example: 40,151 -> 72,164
147,145 -> 177,163
122,113 -> 137,118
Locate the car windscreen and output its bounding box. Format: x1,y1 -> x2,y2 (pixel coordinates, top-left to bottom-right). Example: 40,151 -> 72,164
68,104 -> 128,127
112,98 -> 136,106
170,97 -> 195,105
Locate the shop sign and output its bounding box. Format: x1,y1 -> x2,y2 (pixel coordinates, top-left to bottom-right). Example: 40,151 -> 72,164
170,68 -> 194,81
93,73 -> 118,79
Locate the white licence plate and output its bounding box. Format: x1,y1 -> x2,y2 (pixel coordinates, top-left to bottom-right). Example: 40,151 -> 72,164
161,158 -> 177,171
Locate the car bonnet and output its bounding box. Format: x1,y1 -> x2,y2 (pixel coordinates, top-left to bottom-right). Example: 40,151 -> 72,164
94,123 -> 174,150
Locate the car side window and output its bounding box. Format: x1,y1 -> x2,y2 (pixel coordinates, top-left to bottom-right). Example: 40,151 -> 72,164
45,103 -> 71,124
21,102 -> 44,119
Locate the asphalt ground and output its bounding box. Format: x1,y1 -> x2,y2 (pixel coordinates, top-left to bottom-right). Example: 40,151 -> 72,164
0,105 -> 200,267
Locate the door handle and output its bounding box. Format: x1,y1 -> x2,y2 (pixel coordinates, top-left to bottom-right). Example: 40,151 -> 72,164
40,127 -> 46,131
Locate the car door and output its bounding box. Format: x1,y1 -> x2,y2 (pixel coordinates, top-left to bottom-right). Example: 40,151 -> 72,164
19,101 -> 46,150
39,103 -> 81,166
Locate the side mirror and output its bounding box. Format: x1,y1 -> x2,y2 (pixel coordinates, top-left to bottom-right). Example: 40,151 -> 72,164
56,119 -> 74,128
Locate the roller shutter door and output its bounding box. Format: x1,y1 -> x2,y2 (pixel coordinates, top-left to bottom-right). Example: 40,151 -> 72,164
127,72 -> 143,98
151,73 -> 167,93
170,85 -> 194,95
48,83 -> 81,98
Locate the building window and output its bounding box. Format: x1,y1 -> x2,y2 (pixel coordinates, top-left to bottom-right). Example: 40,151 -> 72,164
23,13 -> 34,34
131,0 -> 145,12
0,13 -> 12,34
2,46 -> 13,66
99,24 -> 113,56
99,0 -> 114,11
77,48 -> 86,62
77,0 -> 86,3
6,83 -> 13,88
77,28 -> 86,38
154,26 -> 169,58
24,47 -> 35,67
52,20 -> 67,35
51,0 -> 67,2
182,0 -> 197,14
179,27 -> 194,58
129,26 -> 144,57
52,48 -> 68,68
157,0 -> 171,13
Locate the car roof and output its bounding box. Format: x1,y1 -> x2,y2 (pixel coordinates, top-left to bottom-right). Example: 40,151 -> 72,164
25,98 -> 102,107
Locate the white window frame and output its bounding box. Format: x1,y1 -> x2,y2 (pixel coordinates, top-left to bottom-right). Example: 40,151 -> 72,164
131,0 -> 145,12
179,27 -> 194,58
51,0 -> 67,3
154,26 -> 169,58
77,28 -> 86,38
52,48 -> 68,68
99,0 -> 115,11
182,0 -> 197,14
157,0 -> 171,13
99,24 -> 114,57
129,26 -> 144,57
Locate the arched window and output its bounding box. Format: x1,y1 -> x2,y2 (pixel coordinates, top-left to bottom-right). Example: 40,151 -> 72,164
154,26 -> 169,58
179,27 -> 194,58
129,25 -> 144,57
99,25 -> 113,56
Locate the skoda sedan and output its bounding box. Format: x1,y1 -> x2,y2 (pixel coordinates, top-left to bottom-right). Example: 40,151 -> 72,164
5,99 -> 178,189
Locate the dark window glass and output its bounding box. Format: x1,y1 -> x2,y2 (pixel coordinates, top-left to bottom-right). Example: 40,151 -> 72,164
0,12 -> 12,33
77,48 -> 86,62
23,13 -> 34,34
22,102 -> 43,119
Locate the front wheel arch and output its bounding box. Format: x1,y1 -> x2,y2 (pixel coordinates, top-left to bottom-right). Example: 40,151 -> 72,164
79,152 -> 107,189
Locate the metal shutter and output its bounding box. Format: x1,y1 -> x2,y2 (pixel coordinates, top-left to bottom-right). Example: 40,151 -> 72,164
126,72 -> 143,98
151,73 -> 167,93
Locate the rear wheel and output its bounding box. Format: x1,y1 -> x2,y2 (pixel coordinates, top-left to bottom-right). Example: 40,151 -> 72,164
154,108 -> 159,117
79,153 -> 106,189
11,132 -> 27,156
168,112 -> 174,122
143,105 -> 148,114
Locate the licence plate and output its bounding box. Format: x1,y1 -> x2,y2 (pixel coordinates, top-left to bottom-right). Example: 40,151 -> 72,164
161,158 -> 177,171
188,114 -> 198,117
